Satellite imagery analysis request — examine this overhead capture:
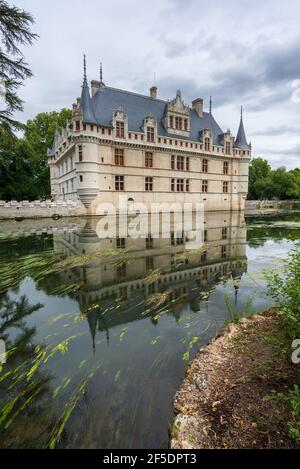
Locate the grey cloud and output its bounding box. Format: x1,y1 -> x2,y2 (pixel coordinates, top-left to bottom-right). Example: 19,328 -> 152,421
255,125 -> 300,136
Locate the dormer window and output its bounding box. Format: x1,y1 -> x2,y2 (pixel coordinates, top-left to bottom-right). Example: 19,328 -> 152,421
175,116 -> 182,130
204,137 -> 210,151
147,127 -> 155,143
225,141 -> 231,155
164,90 -> 190,137
116,121 -> 125,138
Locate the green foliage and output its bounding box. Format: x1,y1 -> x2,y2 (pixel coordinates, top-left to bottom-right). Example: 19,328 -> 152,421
248,158 -> 300,200
0,0 -> 38,132
0,109 -> 72,200
24,109 -> 72,196
265,244 -> 300,339
263,385 -> 300,443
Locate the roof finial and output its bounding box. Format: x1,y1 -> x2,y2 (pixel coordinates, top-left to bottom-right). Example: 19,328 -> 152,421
83,54 -> 87,82
209,96 -> 212,114
241,105 -> 243,119
100,62 -> 103,83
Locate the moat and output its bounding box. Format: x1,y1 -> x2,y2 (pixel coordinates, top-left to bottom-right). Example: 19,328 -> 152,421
0,211 -> 299,449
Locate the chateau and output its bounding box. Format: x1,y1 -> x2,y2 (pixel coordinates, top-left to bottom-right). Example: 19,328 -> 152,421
48,58 -> 251,213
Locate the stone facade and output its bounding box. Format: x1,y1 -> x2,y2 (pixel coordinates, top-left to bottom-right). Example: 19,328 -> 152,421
48,62 -> 251,214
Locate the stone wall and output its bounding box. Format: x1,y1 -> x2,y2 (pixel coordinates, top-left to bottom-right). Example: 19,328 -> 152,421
0,199 -> 86,220
245,200 -> 297,212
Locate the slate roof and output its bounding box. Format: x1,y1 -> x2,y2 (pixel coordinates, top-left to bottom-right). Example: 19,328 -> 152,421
235,112 -> 250,149
80,83 -> 226,145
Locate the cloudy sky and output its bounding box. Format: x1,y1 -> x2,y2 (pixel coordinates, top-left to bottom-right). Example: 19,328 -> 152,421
11,0 -> 300,168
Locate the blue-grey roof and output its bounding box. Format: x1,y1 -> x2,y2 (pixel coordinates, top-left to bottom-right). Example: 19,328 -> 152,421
235,115 -> 250,149
81,78 -> 98,125
81,85 -> 225,145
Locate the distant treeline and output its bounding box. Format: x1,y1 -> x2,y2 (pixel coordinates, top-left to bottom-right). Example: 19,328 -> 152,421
248,158 -> 300,200
0,109 -> 71,201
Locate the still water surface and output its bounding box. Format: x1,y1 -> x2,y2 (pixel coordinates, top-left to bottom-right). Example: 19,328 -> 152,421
0,211 -> 299,448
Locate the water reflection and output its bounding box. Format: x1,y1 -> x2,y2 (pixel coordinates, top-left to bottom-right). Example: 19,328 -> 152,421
2,210 -> 285,449
53,212 -> 247,352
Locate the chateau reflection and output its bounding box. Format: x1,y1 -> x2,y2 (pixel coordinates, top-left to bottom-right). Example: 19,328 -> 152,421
53,211 -> 247,348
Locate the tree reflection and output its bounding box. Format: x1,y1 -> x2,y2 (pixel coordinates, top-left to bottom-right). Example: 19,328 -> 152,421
0,293 -> 54,448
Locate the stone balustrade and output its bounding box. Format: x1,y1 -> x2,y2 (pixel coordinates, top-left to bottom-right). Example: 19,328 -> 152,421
0,199 -> 86,220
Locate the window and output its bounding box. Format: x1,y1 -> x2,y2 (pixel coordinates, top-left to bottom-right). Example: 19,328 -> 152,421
78,145 -> 83,162
171,178 -> 175,192
175,116 -> 182,130
202,159 -> 208,173
79,175 -> 83,182
116,121 -> 125,138
91,125 -> 94,132
115,175 -> 124,191
83,124 -> 86,131
201,252 -> 207,262
102,128 -> 105,134
204,229 -> 208,242
184,119 -> 188,131
171,155 -> 175,170
223,181 -> 229,193
145,177 -> 153,191
202,180 -> 208,193
186,179 -> 190,192
223,161 -> 229,175
204,137 -> 210,151
177,156 -> 184,171
169,116 -> 173,128
177,179 -> 184,192
225,142 -> 231,155
116,238 -> 126,249
222,227 -> 228,240
147,127 -> 155,142
146,235 -> 153,249
75,121 -> 80,131
145,151 -> 153,168
186,157 -> 190,171
115,148 -> 124,166
221,246 -> 227,258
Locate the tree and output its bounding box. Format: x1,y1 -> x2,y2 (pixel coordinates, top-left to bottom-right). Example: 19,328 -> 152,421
24,109 -> 72,197
0,126 -> 38,200
248,157 -> 271,199
0,0 -> 37,132
0,108 -> 72,200
248,158 -> 300,200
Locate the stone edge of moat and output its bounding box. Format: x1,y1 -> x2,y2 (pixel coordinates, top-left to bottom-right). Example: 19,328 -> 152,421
169,311 -> 299,449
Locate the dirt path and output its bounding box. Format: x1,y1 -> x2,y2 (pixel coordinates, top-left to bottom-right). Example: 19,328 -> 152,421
170,312 -> 299,449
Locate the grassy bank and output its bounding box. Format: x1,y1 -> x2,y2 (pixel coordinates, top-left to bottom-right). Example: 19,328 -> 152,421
171,246 -> 300,449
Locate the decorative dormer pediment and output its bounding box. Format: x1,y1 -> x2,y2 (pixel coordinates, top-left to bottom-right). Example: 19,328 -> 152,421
112,106 -> 128,139
199,128 -> 212,141
167,90 -> 190,115
113,106 -> 127,122
220,130 -> 235,155
142,113 -> 157,130
200,128 -> 212,151
163,90 -> 190,137
143,113 -> 157,143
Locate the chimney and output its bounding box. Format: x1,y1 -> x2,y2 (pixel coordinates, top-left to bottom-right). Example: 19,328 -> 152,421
150,86 -> 157,99
192,98 -> 203,118
91,80 -> 100,97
